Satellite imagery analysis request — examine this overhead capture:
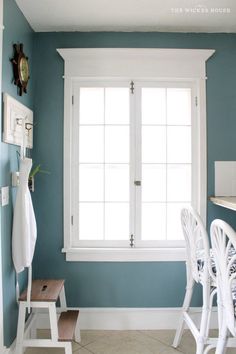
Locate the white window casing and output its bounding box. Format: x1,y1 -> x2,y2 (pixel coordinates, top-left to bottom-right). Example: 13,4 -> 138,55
57,48 -> 215,262
0,0 -> 4,350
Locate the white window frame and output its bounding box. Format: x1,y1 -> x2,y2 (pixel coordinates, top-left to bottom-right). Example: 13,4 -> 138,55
57,48 -> 215,262
0,0 -> 4,350
71,80 -> 132,249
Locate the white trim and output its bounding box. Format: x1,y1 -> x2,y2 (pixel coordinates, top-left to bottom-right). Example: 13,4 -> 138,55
62,247 -> 186,261
34,307 -> 218,331
197,78 -> 207,225
57,48 -> 215,79
63,77 -> 73,250
0,0 -> 4,350
58,48 -> 214,261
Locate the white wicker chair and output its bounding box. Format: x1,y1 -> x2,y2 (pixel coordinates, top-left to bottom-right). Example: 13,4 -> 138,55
173,207 -> 216,354
207,219 -> 236,354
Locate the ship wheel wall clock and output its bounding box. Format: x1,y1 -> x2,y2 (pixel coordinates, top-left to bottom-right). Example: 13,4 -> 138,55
11,43 -> 30,96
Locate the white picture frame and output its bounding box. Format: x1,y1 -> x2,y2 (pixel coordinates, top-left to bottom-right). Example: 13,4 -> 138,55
3,93 -> 33,149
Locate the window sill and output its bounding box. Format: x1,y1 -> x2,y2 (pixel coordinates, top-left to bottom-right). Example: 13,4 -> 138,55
62,247 -> 186,262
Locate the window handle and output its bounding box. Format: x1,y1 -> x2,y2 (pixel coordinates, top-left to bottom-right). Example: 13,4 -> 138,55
134,181 -> 141,186
130,234 -> 135,248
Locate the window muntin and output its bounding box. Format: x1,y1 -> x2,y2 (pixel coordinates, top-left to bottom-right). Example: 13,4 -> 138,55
72,81 -> 195,247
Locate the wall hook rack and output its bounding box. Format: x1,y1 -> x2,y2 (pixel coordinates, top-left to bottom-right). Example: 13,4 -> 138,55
3,93 -> 34,149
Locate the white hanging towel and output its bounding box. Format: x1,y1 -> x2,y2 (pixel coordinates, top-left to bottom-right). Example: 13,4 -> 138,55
12,157 -> 37,273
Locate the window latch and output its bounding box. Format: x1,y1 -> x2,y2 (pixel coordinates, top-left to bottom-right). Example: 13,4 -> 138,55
134,181 -> 141,186
130,81 -> 134,94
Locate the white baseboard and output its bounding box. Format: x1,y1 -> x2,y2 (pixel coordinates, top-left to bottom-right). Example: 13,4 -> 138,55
35,307 -> 218,330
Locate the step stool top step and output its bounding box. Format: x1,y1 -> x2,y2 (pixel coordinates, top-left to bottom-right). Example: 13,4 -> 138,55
58,310 -> 79,342
19,279 -> 65,302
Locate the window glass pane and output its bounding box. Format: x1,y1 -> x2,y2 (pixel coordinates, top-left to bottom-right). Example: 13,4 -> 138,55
166,203 -> 190,240
167,164 -> 191,202
167,126 -> 191,163
79,126 -> 104,163
79,203 -> 104,240
142,88 -> 166,125
142,203 -> 166,240
167,88 -> 191,125
79,164 -> 103,202
105,88 -> 129,125
80,88 -> 104,125
105,126 -> 129,163
142,126 -> 166,163
105,164 -> 129,202
105,203 -> 129,240
142,164 -> 166,202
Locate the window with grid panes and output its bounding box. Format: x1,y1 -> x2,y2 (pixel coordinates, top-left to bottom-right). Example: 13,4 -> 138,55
71,81 -> 194,247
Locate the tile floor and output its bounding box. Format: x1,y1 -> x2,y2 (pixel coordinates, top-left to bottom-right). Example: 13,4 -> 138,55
24,329 -> 236,354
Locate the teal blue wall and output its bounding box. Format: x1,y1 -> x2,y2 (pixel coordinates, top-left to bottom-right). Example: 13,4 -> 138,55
32,32 -> 236,311
2,5 -> 236,347
1,0 -> 34,346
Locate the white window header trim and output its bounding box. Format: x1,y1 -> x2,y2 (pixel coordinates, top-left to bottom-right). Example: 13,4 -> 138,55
57,48 -> 215,79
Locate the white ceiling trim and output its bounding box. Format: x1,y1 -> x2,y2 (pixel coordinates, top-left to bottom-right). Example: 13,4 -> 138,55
15,0 -> 236,33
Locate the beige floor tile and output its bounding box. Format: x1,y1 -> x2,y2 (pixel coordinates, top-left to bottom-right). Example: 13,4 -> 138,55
176,329 -> 220,354
25,346 -> 88,354
85,330 -> 170,354
25,349 -> 65,354
79,330 -> 108,346
72,340 -> 83,352
36,329 -> 51,339
176,331 -> 196,354
85,340 -> 155,354
160,349 -> 183,354
25,329 -> 231,354
207,348 -> 236,353
74,347 -> 94,354
25,349 -> 48,354
141,330 -> 176,346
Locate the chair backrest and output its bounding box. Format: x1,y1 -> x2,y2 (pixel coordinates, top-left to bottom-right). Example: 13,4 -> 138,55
210,219 -> 236,336
181,207 -> 210,283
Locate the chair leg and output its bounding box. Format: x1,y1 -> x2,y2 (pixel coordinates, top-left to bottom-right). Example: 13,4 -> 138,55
196,281 -> 211,354
205,288 -> 216,337
216,321 -> 228,354
172,277 -> 194,348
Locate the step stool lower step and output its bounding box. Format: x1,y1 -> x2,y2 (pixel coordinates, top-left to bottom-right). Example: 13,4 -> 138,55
58,310 -> 80,342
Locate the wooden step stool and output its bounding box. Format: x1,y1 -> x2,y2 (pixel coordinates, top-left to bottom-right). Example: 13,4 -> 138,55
15,279 -> 80,354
